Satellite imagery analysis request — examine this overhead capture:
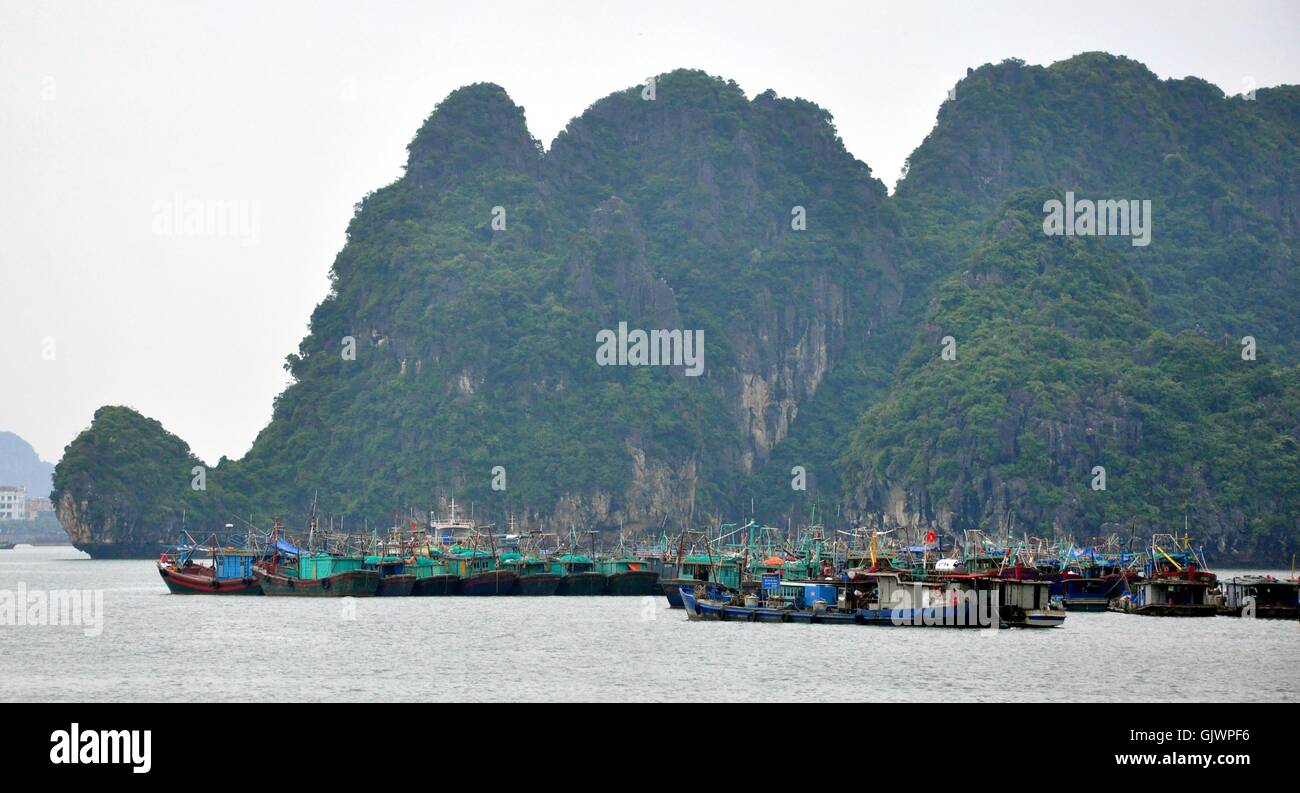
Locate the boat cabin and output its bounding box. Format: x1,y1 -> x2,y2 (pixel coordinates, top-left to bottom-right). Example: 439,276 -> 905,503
1220,576 -> 1300,614
363,555 -> 407,576
675,554 -> 741,590
214,550 -> 256,579
776,581 -> 839,609
447,548 -> 496,578
297,553 -> 363,580
1132,578 -> 1210,607
550,553 -> 595,575
992,578 -> 1052,611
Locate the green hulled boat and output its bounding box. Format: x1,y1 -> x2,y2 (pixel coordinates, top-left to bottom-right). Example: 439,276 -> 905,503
255,551 -> 380,597
501,551 -> 561,595
364,554 -> 417,596
550,554 -> 607,595
661,553 -> 741,608
597,556 -> 659,596
409,552 -> 459,596
448,546 -> 517,595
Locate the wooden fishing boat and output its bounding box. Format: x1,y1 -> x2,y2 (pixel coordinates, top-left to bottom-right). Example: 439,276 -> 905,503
682,570 -> 1065,629
254,552 -> 380,597
458,569 -> 517,595
157,532 -> 262,595
661,553 -> 741,608
551,554 -> 607,595
989,577 -> 1064,628
412,569 -> 460,596
500,552 -> 561,596
1218,576 -> 1299,619
1109,534 -> 1219,616
446,547 -> 517,595
407,551 -> 459,595
157,551 -> 262,595
362,555 -> 416,596
597,556 -> 659,596
1108,580 -> 1217,616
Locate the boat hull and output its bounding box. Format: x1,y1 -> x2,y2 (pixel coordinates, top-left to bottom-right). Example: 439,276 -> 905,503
1108,600 -> 1217,617
158,564 -> 262,595
1014,609 -> 1066,628
603,570 -> 660,596
513,573 -> 561,596
1060,597 -> 1110,612
375,574 -> 416,597
412,575 -> 459,596
1218,605 -> 1299,619
662,579 -> 734,608
254,568 -> 380,597
457,570 -> 518,596
662,581 -> 686,609
555,572 -> 607,596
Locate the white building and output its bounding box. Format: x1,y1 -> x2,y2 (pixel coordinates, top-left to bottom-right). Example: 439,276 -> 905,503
0,485 -> 28,520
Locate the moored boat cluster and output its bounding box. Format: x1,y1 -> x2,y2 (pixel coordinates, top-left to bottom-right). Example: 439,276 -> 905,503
157,512 -> 1300,626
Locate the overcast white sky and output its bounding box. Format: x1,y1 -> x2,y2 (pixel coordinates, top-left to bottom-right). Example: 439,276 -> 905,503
1,0 -> 1297,466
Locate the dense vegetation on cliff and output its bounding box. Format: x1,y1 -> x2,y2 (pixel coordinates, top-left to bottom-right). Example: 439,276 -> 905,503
52,55 -> 1300,561
843,192 -> 1300,560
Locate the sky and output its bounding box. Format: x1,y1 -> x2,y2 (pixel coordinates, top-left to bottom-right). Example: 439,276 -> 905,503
1,0 -> 1297,466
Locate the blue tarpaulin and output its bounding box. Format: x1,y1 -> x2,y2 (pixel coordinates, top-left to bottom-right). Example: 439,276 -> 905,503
275,539 -> 304,556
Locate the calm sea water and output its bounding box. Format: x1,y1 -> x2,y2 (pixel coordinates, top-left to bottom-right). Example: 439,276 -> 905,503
1,545 -> 1296,702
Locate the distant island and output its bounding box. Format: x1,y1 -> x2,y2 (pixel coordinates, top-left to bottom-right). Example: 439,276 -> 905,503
0,431 -> 64,545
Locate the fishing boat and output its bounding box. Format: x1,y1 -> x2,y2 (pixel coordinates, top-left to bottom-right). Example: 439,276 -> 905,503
1045,543 -> 1142,610
500,551 -> 561,596
253,521 -> 380,597
395,519 -> 460,595
680,574 -> 976,627
156,531 -> 262,595
254,550 -> 381,597
361,527 -> 418,596
366,555 -> 417,596
447,546 -> 517,595
410,553 -> 460,596
987,577 -> 1065,627
598,555 -> 659,596
1109,534 -> 1219,617
660,529 -> 743,607
550,553 -> 607,595
497,520 -> 561,595
1108,577 -> 1216,616
1218,576 -> 1300,619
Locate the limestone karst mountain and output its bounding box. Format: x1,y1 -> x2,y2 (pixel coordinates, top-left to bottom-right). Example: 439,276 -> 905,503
53,55 -> 1300,561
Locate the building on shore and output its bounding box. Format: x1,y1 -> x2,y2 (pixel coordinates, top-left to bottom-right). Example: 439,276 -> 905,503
0,485 -> 29,520
26,496 -> 53,518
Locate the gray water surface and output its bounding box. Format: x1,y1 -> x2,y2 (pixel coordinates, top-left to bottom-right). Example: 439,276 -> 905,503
1,545 -> 1295,702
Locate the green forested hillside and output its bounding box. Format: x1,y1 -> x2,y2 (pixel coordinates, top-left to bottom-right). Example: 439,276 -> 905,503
843,191 -> 1300,560
52,56 -> 1300,561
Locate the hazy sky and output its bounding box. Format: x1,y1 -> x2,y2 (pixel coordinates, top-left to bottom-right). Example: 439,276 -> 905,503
1,0 -> 1297,466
